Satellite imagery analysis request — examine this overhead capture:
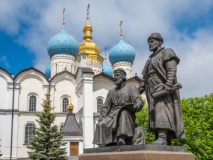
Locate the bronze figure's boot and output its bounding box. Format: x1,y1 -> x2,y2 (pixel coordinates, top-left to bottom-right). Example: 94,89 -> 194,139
117,135 -> 126,145
152,129 -> 167,145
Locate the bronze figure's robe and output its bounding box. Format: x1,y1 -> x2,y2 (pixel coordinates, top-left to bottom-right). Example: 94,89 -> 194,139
142,48 -> 185,139
93,85 -> 144,145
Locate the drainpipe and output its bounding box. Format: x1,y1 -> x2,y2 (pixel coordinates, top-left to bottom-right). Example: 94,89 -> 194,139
10,77 -> 15,160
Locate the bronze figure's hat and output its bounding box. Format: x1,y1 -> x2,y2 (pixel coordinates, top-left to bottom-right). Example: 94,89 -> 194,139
114,68 -> 126,76
147,33 -> 163,43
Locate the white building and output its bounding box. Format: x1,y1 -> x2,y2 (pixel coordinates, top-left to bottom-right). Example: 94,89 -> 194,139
0,16 -> 144,160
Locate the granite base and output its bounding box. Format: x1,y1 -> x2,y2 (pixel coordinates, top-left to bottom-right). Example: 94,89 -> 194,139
79,150 -> 195,160
79,145 -> 195,160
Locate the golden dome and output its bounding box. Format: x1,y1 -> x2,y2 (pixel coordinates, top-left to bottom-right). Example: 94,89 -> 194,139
78,20 -> 104,63
67,102 -> 74,110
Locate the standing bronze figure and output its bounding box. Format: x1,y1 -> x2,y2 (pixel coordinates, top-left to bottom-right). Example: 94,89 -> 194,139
93,68 -> 145,146
138,33 -> 185,145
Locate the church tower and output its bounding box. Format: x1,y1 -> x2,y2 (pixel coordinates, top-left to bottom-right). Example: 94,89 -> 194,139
77,5 -> 104,75
109,21 -> 135,79
46,9 -> 79,78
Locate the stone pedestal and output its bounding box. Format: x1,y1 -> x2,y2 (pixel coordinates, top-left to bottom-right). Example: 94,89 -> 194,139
79,145 -> 195,160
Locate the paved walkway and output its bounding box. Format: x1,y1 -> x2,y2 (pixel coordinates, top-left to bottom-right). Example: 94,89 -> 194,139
67,156 -> 78,160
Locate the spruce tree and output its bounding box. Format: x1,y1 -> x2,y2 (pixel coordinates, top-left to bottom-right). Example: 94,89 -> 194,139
27,94 -> 67,160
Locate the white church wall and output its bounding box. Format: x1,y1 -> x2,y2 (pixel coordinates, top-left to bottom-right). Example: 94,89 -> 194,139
93,77 -> 115,112
86,60 -> 102,75
76,70 -> 84,112
18,77 -> 46,112
0,114 -> 5,157
17,114 -> 37,158
51,54 -> 76,77
17,114 -> 66,159
0,69 -> 19,159
9,112 -> 18,159
77,55 -> 103,75
0,112 -> 18,159
0,114 -> 9,158
79,141 -> 83,154
15,69 -> 49,112
77,92 -> 84,111
0,70 -> 13,110
54,115 -> 67,127
50,73 -> 78,113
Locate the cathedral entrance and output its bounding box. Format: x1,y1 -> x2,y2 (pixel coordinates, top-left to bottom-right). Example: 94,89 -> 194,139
70,142 -> 79,156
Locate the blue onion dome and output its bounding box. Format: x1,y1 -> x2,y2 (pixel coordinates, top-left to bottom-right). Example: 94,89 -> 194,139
47,26 -> 79,58
45,63 -> 51,79
109,37 -> 135,65
102,60 -> 113,76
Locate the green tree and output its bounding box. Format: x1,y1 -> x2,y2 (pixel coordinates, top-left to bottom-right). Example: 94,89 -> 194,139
173,95 -> 213,160
27,94 -> 67,160
136,105 -> 155,144
136,95 -> 213,160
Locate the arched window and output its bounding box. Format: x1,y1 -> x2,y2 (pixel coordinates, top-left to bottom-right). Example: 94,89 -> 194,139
62,97 -> 69,112
29,95 -> 36,111
25,123 -> 35,144
97,98 -> 103,113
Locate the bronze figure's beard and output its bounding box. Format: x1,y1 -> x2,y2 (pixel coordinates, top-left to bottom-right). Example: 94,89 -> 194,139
115,78 -> 123,85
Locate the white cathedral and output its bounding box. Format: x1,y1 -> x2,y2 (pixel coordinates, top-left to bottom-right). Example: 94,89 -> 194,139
0,13 -> 144,159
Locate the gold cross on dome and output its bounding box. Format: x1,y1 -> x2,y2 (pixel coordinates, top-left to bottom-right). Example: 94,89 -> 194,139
86,4 -> 90,20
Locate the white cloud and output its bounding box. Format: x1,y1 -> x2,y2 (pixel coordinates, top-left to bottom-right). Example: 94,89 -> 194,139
0,56 -> 10,68
1,0 -> 213,97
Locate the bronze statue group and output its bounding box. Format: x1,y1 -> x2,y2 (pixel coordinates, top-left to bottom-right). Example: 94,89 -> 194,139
93,33 -> 185,146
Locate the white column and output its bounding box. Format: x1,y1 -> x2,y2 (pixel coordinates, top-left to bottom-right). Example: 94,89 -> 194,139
82,73 -> 94,149
11,85 -> 19,158
79,141 -> 83,154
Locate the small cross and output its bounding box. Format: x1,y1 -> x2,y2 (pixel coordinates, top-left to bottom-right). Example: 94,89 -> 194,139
104,47 -> 107,59
119,21 -> 123,37
62,8 -> 65,25
87,4 -> 90,20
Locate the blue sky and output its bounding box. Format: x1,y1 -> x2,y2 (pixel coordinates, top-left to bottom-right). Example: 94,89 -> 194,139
1,0 -> 213,98
0,31 -> 35,74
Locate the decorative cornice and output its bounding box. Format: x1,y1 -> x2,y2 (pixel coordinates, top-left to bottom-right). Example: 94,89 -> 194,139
113,61 -> 132,67
63,136 -> 83,141
51,54 -> 75,61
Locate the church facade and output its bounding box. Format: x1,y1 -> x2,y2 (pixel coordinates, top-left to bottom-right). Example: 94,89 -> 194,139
0,16 -> 143,159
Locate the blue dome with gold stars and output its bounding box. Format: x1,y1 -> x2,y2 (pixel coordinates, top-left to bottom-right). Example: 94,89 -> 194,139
102,60 -> 113,76
45,63 -> 51,79
109,37 -> 135,65
47,26 -> 79,58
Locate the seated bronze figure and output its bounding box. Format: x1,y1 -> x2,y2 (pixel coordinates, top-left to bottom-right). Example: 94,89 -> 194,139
93,68 -> 145,146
